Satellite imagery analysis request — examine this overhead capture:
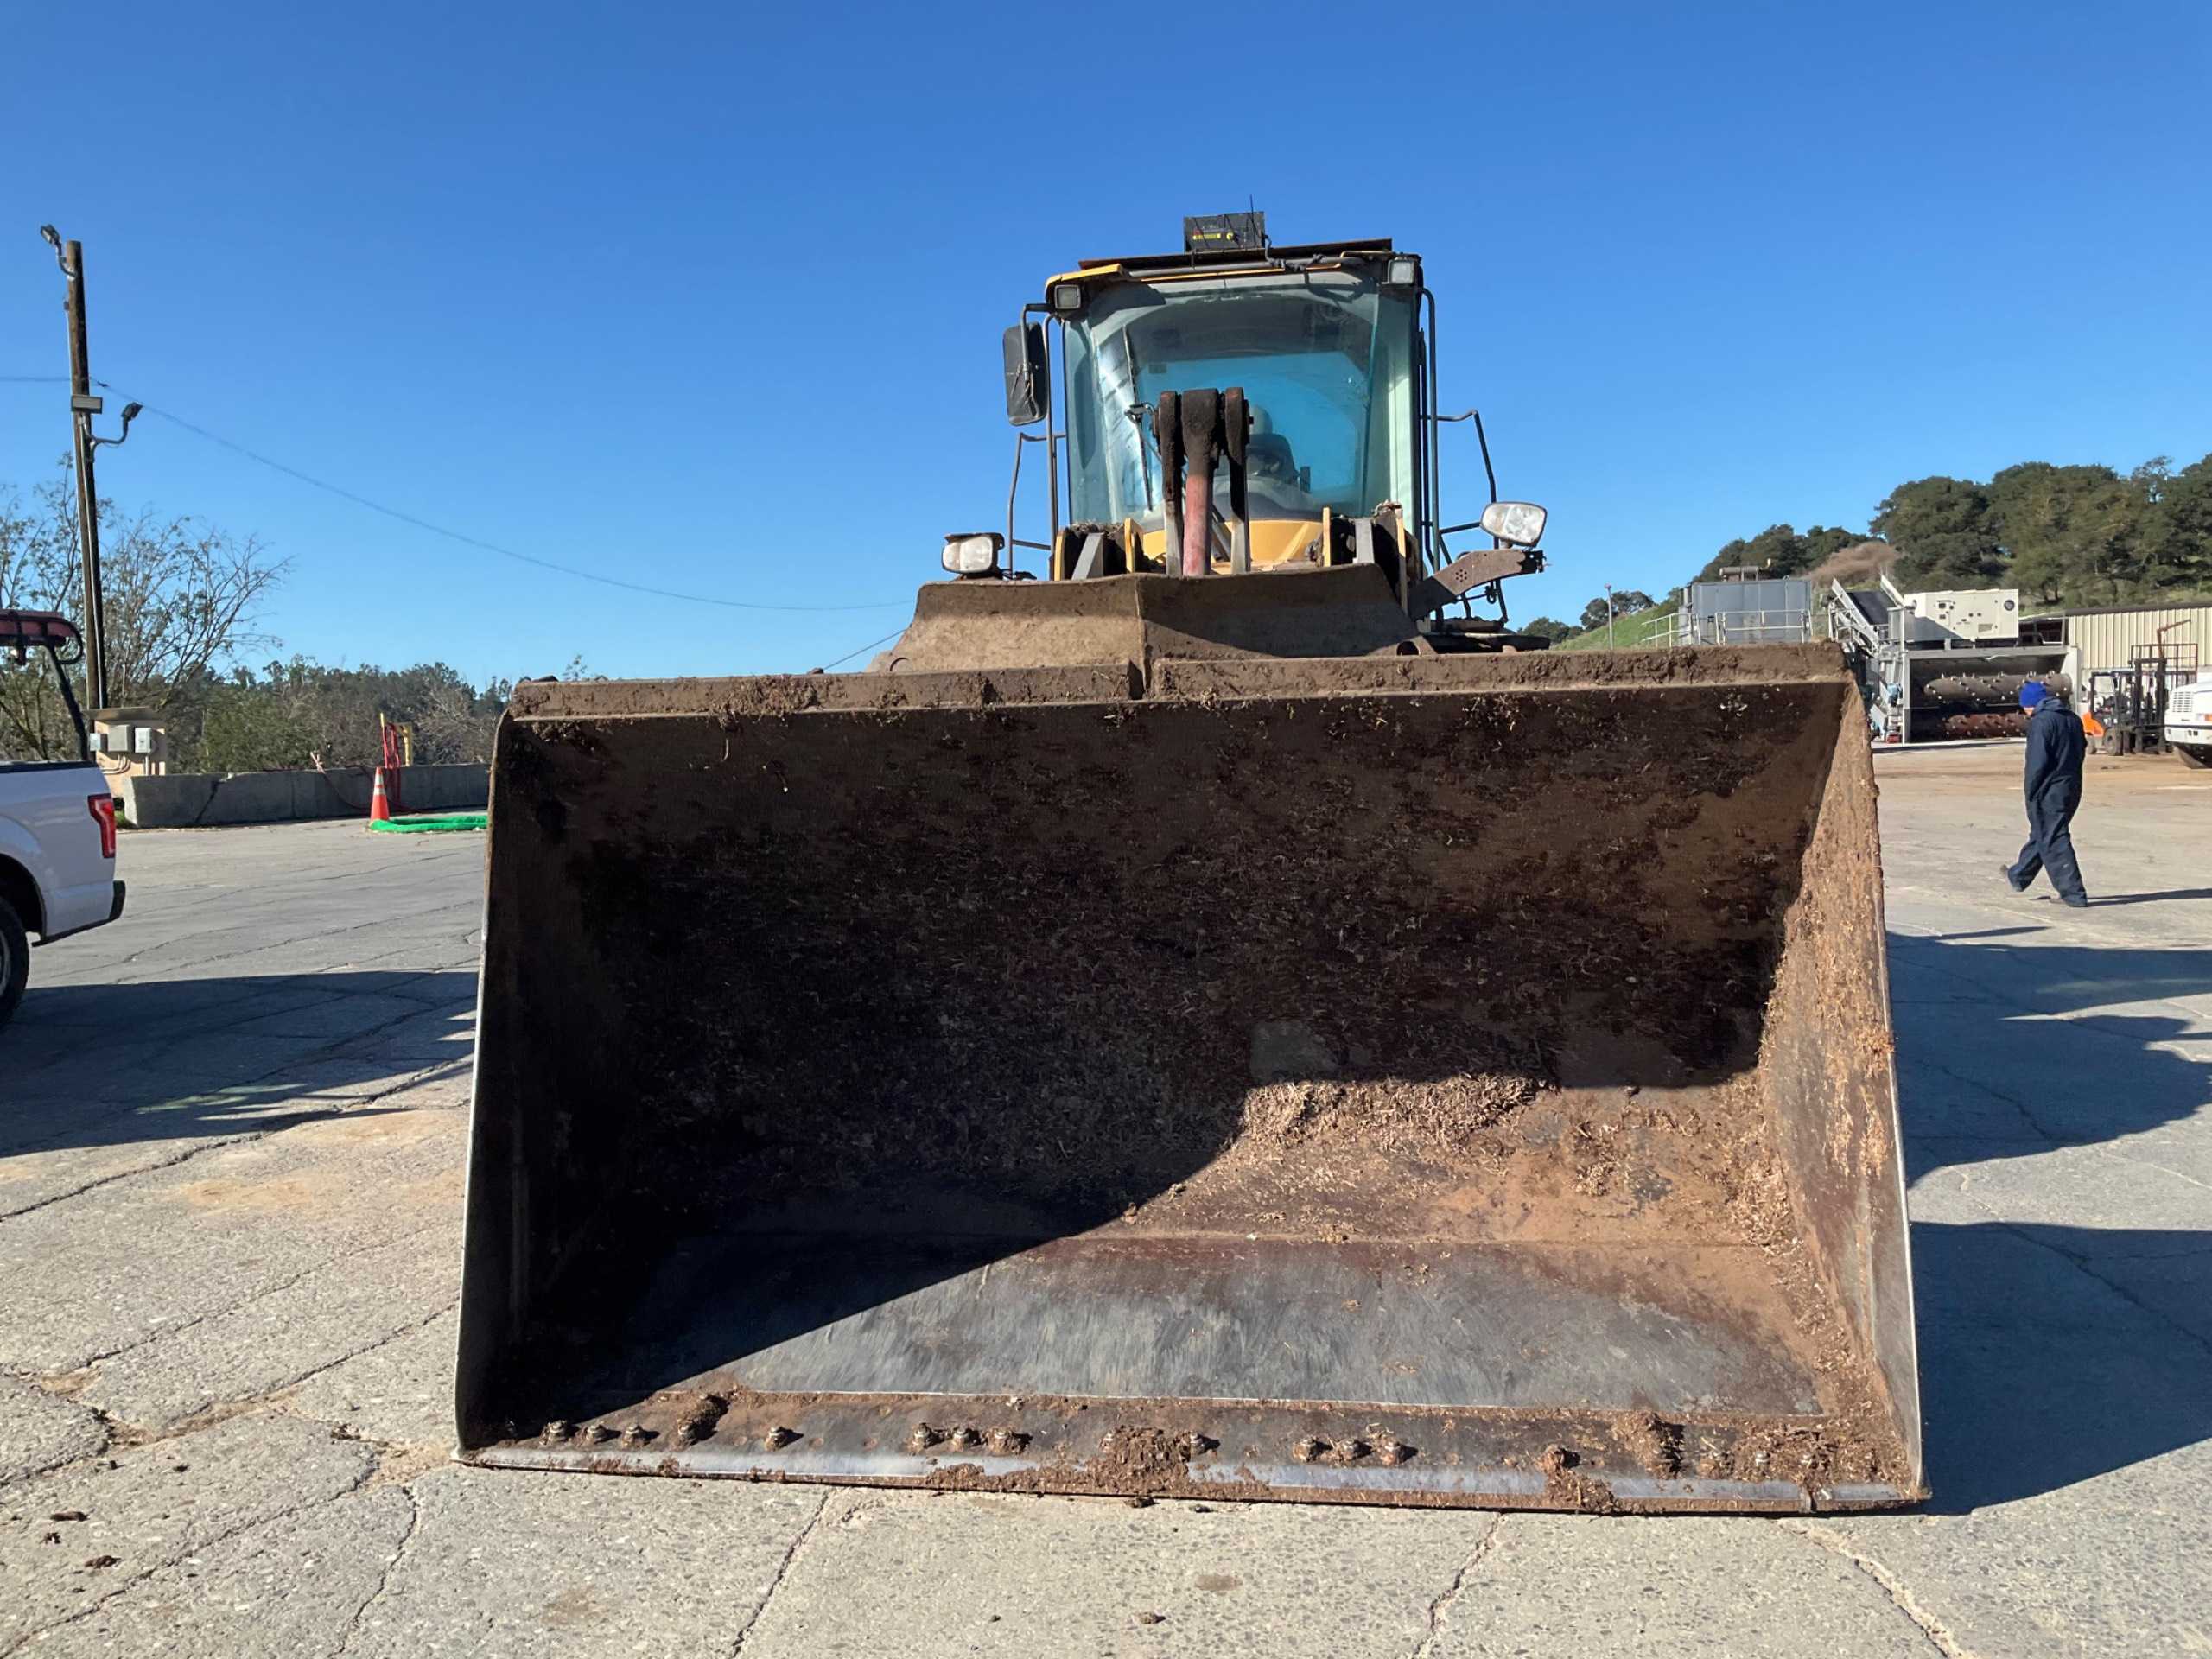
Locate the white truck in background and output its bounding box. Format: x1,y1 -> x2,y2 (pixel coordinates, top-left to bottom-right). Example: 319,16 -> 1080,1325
2166,672 -> 2212,769
1,610 -> 125,1028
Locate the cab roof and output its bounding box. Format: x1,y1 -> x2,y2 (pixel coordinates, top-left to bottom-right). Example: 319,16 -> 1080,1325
1075,237 -> 1394,277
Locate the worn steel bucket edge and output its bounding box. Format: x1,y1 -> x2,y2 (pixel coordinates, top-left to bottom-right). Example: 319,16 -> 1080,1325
461,1446 -> 1916,1516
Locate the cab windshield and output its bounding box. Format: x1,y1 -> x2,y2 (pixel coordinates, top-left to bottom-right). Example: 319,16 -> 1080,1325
1060,269 -> 1418,530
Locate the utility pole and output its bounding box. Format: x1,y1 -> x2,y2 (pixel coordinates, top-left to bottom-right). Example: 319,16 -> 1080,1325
39,227 -> 139,714
1605,582 -> 1617,649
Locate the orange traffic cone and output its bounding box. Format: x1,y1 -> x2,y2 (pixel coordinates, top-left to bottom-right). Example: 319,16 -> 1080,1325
370,767 -> 392,823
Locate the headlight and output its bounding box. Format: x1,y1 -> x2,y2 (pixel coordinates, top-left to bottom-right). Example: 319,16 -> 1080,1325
941,532 -> 1004,575
1480,500 -> 1548,548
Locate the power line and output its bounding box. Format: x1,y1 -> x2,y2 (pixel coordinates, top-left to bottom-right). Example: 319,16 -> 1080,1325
9,377 -> 906,615
137,405 -> 904,613
816,625 -> 907,671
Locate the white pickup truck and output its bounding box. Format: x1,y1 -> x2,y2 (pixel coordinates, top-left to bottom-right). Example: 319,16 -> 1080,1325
2165,672 -> 2212,769
1,610 -> 125,1028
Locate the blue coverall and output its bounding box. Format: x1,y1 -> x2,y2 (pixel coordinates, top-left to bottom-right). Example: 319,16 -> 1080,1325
2006,700 -> 2089,905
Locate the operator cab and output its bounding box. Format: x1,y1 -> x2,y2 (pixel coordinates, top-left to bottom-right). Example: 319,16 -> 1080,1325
1058,257 -> 1418,569
953,213 -> 1553,649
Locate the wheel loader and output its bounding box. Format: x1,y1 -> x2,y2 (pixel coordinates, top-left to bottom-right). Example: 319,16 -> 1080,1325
456,214 -> 1923,1510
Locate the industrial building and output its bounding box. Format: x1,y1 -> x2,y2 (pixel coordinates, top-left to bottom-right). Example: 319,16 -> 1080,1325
1826,585 -> 2208,746
2056,601 -> 2209,677
2056,601 -> 2209,753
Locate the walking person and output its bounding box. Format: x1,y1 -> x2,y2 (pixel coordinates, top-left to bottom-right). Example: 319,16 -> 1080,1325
2003,677 -> 2090,907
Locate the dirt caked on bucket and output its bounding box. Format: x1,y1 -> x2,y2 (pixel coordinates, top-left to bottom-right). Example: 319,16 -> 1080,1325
457,575 -> 1921,1512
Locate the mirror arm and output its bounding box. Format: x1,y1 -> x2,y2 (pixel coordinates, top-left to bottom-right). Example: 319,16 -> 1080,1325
1424,407 -> 1495,548
1431,403 -> 1501,548
1047,312 -> 1062,550
1422,288 -> 1441,569
1007,432 -> 1047,577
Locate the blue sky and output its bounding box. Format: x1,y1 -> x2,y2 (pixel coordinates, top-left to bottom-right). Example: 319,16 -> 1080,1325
4,0 -> 2207,682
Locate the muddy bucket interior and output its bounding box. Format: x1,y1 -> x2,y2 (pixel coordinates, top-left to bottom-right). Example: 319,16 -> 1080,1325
457,646 -> 1922,1511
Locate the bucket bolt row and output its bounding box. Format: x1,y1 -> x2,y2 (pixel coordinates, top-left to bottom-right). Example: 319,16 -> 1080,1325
907,1423 -> 1031,1457
539,1418 -> 802,1452
1293,1435 -> 1413,1466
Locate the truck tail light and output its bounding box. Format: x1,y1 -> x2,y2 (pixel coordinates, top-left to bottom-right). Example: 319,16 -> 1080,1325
88,793 -> 117,859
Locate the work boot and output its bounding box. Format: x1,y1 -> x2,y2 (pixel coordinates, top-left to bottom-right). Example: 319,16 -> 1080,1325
2062,894 -> 2090,909
2000,865 -> 2028,893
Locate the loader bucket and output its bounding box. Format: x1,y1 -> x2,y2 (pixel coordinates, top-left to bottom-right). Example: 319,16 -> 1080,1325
457,619 -> 1922,1512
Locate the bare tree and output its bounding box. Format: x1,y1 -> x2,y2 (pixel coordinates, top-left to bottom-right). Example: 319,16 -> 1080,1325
412,672 -> 511,766
183,657 -> 512,772
0,474 -> 286,760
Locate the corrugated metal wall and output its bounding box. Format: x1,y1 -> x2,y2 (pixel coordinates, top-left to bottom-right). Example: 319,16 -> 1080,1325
1689,578 -> 1811,623
2060,605 -> 2212,676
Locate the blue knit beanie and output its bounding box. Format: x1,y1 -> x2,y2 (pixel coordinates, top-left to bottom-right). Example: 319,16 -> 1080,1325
2018,680 -> 2047,711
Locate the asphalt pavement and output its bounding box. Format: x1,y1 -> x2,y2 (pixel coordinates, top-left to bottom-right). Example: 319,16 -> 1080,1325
1,747 -> 2207,1656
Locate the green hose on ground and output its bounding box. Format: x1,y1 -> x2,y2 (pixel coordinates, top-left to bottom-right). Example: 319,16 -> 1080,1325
369,811 -> 487,834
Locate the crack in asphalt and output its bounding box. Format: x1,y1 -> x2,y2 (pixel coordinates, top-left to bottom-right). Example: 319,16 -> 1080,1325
1962,1193 -> 2212,1360
273,1296 -> 462,1397
0,1056 -> 468,1217
67,1225 -> 457,1410
1902,1050 -> 2212,1195
0,1443 -> 384,1656
1780,1520 -> 1980,1658
63,1263 -> 322,1370
728,1492 -> 833,1656
93,893 -> 476,981
1889,917 -> 2211,1020
1410,1513 -> 1505,1659
334,1481 -> 423,1656
0,1382 -> 110,1491
0,1289 -> 457,1511
3,963 -> 471,1075
0,1131 -> 261,1221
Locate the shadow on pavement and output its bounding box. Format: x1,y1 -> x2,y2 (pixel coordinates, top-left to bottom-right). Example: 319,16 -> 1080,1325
0,970 -> 476,1159
1893,928 -> 2212,1507
2088,887 -> 2212,908
1892,931 -> 2211,1174
1913,1221 -> 2212,1512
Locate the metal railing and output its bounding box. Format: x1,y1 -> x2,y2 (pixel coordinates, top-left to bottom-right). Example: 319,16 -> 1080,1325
1637,608 -> 1818,649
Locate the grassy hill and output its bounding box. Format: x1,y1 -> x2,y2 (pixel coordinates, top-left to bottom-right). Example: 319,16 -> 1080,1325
1550,599 -> 1679,652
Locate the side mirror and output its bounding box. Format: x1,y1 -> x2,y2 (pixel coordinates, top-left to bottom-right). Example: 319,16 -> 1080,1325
1002,323 -> 1049,427
1481,500 -> 1547,548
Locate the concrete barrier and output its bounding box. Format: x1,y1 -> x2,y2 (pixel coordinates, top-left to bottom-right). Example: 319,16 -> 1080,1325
114,763 -> 489,830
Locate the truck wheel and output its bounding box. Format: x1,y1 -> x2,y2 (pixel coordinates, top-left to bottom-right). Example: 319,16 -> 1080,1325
0,896 -> 26,1031
2180,745 -> 2211,769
